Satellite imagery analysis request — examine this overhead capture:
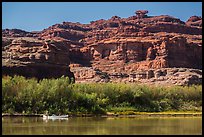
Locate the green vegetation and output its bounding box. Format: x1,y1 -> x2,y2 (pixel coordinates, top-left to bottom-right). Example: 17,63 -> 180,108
2,75 -> 202,115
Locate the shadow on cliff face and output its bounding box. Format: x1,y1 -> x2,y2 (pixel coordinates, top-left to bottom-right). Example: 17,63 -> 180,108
2,65 -> 75,82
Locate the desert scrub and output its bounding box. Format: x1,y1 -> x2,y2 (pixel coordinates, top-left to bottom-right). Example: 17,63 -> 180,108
2,75 -> 202,115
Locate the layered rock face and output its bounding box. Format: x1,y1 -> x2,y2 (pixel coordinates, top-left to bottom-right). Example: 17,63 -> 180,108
185,16 -> 202,27
2,10 -> 202,85
71,67 -> 202,86
2,38 -> 74,80
2,29 -> 39,37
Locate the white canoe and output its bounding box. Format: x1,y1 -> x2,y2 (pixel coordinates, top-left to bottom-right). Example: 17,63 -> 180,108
43,114 -> 68,119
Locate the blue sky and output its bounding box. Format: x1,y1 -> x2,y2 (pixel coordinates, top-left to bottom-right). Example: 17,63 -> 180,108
2,2 -> 202,32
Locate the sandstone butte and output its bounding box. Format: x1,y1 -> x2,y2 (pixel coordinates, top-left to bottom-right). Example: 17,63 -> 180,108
2,10 -> 202,86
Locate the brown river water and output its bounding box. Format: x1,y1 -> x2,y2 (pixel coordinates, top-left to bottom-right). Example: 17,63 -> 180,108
2,116 -> 202,135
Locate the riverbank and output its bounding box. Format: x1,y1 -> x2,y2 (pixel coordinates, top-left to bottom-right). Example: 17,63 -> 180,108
2,75 -> 202,115
2,111 -> 202,118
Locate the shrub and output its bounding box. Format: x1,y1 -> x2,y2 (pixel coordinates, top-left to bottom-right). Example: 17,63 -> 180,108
2,75 -> 202,114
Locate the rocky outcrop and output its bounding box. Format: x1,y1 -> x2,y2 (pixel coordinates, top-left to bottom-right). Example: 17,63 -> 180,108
142,22 -> 202,35
39,22 -> 92,43
135,10 -> 149,19
2,38 -> 74,80
87,35 -> 201,70
40,28 -> 85,42
2,10 -> 202,85
70,66 -> 202,86
2,29 -> 39,37
186,16 -> 202,27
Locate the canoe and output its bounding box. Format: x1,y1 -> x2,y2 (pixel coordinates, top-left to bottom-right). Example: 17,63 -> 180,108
43,114 -> 68,119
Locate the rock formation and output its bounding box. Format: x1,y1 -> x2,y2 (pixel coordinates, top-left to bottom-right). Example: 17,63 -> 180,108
186,16 -> 202,27
135,10 -> 149,18
2,10 -> 202,85
2,38 -> 74,80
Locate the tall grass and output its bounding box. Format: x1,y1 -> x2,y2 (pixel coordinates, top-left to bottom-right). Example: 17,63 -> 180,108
2,75 -> 202,115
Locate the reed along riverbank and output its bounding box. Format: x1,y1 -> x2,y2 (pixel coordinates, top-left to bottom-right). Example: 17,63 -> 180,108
2,75 -> 202,115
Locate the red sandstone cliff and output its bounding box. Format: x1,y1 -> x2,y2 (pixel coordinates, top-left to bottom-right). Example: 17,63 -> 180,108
2,10 -> 202,85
